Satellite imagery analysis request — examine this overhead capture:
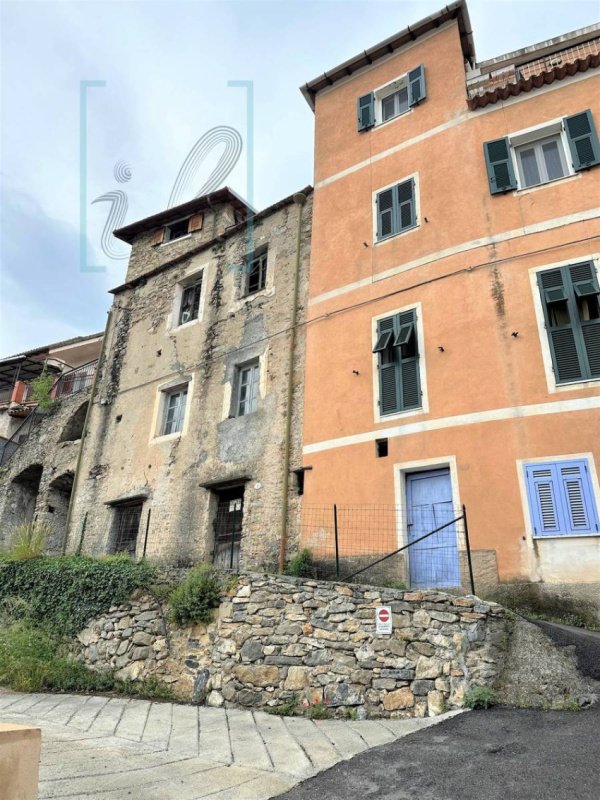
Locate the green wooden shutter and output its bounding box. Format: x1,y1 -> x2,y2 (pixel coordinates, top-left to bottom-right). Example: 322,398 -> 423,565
408,65 -> 426,107
397,179 -> 416,231
483,137 -> 517,194
397,309 -> 420,409
564,110 -> 600,170
570,262 -> 600,378
376,316 -> 400,414
376,188 -> 396,239
357,93 -> 375,131
538,268 -> 585,382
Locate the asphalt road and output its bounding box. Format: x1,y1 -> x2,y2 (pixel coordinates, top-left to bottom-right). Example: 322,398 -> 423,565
277,621 -> 600,800
533,620 -> 600,680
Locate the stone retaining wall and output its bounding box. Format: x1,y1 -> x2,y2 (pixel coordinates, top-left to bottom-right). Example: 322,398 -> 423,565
75,573 -> 509,718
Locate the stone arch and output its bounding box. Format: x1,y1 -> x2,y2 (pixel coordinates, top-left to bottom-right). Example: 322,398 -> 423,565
59,402 -> 88,442
0,463 -> 44,545
45,471 -> 75,554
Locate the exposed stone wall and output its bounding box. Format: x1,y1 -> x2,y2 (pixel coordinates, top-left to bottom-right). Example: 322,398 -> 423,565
0,391 -> 91,553
75,573 -> 508,719
68,193 -> 312,570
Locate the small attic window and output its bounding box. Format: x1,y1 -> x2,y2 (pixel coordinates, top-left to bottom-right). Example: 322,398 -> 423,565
165,218 -> 191,242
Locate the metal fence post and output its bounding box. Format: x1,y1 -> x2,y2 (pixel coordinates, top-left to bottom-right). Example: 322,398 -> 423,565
142,508 -> 151,559
462,504 -> 476,595
333,504 -> 340,578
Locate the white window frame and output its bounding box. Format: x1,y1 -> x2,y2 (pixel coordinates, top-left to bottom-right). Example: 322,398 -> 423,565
162,216 -> 191,245
373,73 -> 412,127
169,265 -> 207,331
151,376 -> 193,442
372,172 -> 420,246
508,118 -> 575,192
528,254 -> 600,394
516,453 -> 600,543
371,300 -> 428,424
233,359 -> 260,417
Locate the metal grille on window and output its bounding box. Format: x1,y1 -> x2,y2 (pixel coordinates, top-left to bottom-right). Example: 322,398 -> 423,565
246,251 -> 267,295
237,363 -> 259,416
179,280 -> 202,325
113,503 -> 142,556
163,388 -> 187,435
213,491 -> 243,571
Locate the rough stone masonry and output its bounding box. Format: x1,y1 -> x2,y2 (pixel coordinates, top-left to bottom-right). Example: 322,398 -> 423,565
76,573 -> 509,718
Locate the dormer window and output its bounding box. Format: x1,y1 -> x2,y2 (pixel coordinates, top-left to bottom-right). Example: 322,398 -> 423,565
165,218 -> 190,242
151,212 -> 204,246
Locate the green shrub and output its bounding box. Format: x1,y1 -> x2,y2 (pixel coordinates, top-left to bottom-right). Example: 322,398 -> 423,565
265,694 -> 298,716
0,555 -> 155,635
284,549 -> 315,578
308,700 -> 330,719
169,564 -> 223,626
28,370 -> 56,410
464,686 -> 496,710
7,522 -> 50,560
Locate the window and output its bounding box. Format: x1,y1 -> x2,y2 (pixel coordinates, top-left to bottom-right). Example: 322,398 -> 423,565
375,179 -> 416,241
112,502 -> 143,556
373,308 -> 421,415
357,65 -> 426,131
244,249 -> 268,296
234,361 -> 260,416
515,135 -> 568,188
484,110 -> 600,194
162,387 -> 188,435
165,218 -> 190,242
537,261 -> 600,384
524,459 -> 599,537
178,278 -> 202,325
375,438 -> 389,458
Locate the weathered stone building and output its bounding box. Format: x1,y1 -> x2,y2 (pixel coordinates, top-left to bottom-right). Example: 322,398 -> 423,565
65,186 -> 313,571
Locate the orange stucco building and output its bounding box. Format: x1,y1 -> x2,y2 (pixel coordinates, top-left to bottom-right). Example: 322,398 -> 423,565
300,1 -> 600,594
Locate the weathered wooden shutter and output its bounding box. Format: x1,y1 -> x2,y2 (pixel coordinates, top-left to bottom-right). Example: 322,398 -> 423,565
524,464 -> 562,536
537,269 -> 585,383
357,93 -> 375,131
397,309 -> 420,409
408,65 -> 426,107
150,228 -> 164,246
483,137 -> 517,194
564,110 -> 600,171
557,461 -> 599,535
376,188 -> 396,239
397,179 -> 415,231
569,262 -> 600,379
375,316 -> 400,414
188,213 -> 204,232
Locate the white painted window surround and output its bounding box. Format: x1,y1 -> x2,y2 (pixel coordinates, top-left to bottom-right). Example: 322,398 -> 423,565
509,118 -> 575,191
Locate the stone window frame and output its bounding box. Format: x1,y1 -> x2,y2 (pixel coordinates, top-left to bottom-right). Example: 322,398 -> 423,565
229,240 -> 276,311
150,374 -> 193,443
169,264 -> 208,332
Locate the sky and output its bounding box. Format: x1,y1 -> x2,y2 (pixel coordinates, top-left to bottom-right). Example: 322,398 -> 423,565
1,0 -> 598,358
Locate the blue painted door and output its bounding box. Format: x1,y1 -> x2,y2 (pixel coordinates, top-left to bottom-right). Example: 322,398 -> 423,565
406,469 -> 460,588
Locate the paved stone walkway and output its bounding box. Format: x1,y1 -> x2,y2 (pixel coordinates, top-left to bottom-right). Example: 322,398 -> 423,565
0,691 -> 461,799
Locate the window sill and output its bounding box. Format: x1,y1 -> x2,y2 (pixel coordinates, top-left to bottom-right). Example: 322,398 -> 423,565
375,224 -> 419,246
514,172 -> 580,195
532,532 -> 599,540
160,234 -> 192,247
375,404 -> 424,424
374,107 -> 413,130
553,376 -> 600,392
172,318 -> 202,332
152,431 -> 182,443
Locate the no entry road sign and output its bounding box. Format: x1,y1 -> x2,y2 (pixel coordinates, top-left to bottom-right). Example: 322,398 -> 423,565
375,605 -> 392,635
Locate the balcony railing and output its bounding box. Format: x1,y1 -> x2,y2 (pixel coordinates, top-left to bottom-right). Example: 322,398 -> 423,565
53,360 -> 98,399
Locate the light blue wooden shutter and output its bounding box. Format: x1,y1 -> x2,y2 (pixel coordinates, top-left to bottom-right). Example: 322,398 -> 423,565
483,138 -> 517,194
375,316 -> 400,414
564,110 -> 600,171
408,65 -> 426,107
397,179 -> 415,231
357,93 -> 375,131
525,460 -> 599,536
376,188 -> 396,239
557,461 -> 599,535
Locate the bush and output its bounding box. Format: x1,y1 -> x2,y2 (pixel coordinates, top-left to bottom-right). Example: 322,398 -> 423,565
0,620 -> 174,699
7,522 -> 50,560
28,370 -> 56,410
484,583 -> 600,632
0,555 -> 155,636
284,549 -> 315,578
464,686 -> 496,710
169,564 -> 224,626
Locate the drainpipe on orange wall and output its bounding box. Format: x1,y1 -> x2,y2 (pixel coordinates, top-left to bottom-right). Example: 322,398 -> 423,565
278,192 -> 307,573
62,310 -> 113,555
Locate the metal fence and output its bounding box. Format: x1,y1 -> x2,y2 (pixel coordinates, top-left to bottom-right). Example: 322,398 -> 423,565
54,360 -> 97,399
284,502 -> 475,593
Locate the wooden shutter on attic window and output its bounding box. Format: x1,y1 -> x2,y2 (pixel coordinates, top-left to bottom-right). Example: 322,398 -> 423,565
150,228 -> 164,246
188,213 -> 204,232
